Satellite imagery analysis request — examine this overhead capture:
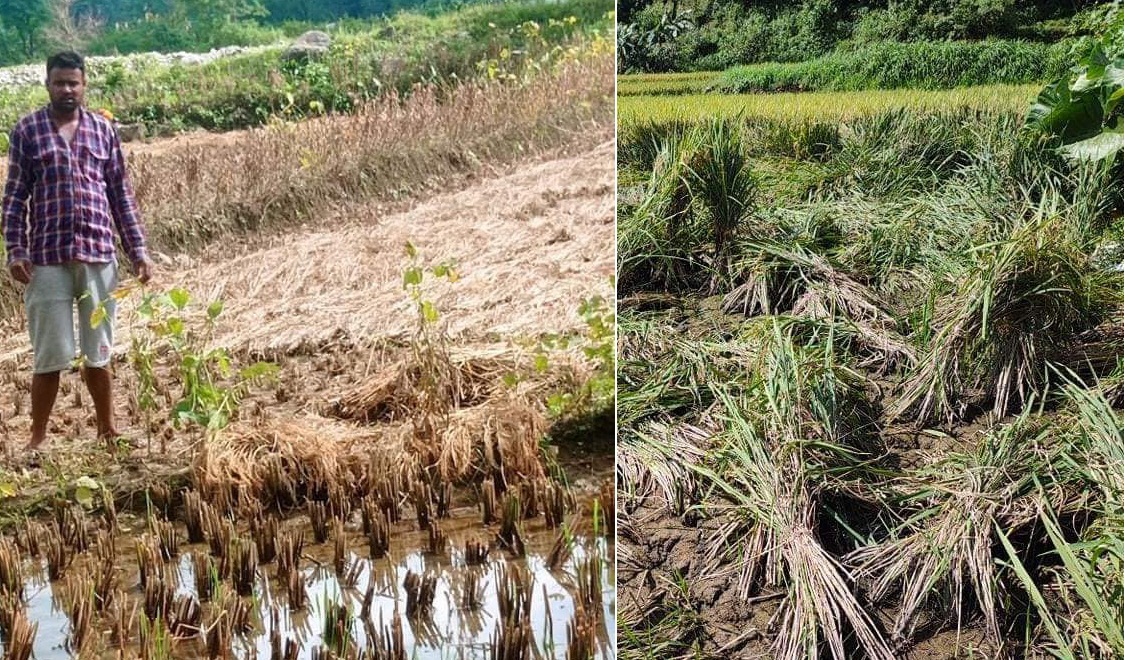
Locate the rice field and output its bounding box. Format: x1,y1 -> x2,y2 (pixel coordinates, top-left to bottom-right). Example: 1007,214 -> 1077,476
616,92 -> 1123,659
617,83 -> 1040,124
616,72 -> 717,96
0,5 -> 616,658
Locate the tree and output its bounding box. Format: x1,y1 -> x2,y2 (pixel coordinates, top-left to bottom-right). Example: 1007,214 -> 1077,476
174,0 -> 267,31
42,0 -> 102,52
0,0 -> 51,59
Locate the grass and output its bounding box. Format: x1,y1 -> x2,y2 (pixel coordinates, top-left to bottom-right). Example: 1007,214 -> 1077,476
617,84 -> 1040,125
712,39 -> 1071,94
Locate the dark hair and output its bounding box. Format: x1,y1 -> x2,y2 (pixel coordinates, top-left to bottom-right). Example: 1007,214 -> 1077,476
46,51 -> 85,76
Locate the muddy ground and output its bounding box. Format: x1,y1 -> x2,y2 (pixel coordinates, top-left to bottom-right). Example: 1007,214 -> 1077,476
0,135 -> 615,520
615,295 -> 1014,660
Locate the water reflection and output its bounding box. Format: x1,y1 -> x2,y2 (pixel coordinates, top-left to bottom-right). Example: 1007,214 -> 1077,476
17,534 -> 615,659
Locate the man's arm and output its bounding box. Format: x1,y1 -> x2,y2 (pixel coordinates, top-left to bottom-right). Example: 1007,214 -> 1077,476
103,130 -> 151,281
2,126 -> 32,275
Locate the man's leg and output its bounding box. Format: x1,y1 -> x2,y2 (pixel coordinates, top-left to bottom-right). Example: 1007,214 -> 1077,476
82,366 -> 117,440
28,371 -> 61,449
25,264 -> 76,450
77,262 -> 119,441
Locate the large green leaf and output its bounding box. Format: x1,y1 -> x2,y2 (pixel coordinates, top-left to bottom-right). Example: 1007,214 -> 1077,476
1060,125 -> 1125,161
1027,79 -> 1107,143
1026,29 -> 1123,162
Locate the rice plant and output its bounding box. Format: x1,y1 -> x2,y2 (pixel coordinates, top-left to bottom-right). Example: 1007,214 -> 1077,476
618,130 -> 708,293
998,374 -> 1125,658
895,216 -> 1117,425
690,326 -> 893,660
681,118 -> 755,288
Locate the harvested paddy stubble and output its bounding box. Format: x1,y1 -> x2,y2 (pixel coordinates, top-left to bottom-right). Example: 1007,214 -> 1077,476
0,21 -> 615,658
0,50 -> 613,320
617,108 -> 1123,658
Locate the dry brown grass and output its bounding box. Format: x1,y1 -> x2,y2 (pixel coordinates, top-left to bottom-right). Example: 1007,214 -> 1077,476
0,50 -> 613,324
195,377 -> 550,510
129,54 -> 610,254
332,346 -> 538,423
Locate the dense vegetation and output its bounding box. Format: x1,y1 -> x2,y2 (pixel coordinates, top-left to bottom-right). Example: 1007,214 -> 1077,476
617,10 -> 1124,658
0,0 -> 611,140
0,0 -> 502,66
711,40 -> 1071,93
618,0 -> 1115,75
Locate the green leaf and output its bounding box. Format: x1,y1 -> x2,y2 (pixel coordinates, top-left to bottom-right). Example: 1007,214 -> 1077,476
1027,79 -> 1106,142
403,267 -> 423,288
421,300 -> 439,324
207,300 -> 224,320
534,354 -> 550,373
74,477 -> 100,509
166,317 -> 185,337
74,486 -> 95,508
404,241 -> 417,259
168,287 -> 190,310
137,296 -> 155,318
0,482 -> 16,499
1059,127 -> 1124,161
75,476 -> 100,491
90,305 -> 107,329
172,400 -> 195,427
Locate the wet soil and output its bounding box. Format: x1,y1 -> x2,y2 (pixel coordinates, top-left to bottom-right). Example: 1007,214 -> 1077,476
615,295 -> 1021,659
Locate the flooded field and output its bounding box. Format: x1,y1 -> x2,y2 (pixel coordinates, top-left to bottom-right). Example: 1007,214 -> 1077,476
0,476 -> 613,659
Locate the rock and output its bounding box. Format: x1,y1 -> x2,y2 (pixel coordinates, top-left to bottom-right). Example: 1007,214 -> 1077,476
0,46 -> 270,91
282,31 -> 332,63
117,123 -> 145,143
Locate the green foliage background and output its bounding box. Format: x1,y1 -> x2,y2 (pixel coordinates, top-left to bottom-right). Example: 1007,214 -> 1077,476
0,0 -> 526,66
618,0 -> 1118,76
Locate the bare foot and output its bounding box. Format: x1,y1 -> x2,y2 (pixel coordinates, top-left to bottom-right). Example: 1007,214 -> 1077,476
17,444 -> 45,469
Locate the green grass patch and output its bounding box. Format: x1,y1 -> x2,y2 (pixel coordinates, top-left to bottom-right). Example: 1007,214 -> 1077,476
712,40 -> 1071,93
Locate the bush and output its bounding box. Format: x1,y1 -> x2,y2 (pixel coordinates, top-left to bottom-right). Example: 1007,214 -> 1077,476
620,0 -> 846,73
713,39 -> 1072,93
1,0 -> 612,140
852,0 -> 1032,43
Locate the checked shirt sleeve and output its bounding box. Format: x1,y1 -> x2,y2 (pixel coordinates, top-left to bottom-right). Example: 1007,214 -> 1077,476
2,127 -> 31,267
104,130 -> 148,267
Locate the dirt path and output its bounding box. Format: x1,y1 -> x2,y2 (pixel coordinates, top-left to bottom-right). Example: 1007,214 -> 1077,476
0,140 -> 614,364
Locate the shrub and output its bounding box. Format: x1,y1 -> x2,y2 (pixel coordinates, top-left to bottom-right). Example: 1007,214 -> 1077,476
713,40 -> 1072,93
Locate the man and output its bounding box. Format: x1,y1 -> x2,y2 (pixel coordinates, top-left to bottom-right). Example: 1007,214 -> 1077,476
2,50 -> 153,455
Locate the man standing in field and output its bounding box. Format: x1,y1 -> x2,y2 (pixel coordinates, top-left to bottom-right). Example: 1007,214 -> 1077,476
2,50 -> 153,457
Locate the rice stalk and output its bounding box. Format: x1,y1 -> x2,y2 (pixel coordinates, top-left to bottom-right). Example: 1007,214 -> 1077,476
688,327 -> 894,660
894,216 -> 1116,425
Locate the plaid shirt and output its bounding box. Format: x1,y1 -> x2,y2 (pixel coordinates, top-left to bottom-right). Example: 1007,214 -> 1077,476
2,106 -> 148,268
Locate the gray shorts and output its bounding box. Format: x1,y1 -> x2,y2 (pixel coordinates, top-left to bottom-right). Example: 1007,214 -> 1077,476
24,261 -> 118,374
